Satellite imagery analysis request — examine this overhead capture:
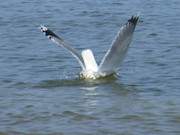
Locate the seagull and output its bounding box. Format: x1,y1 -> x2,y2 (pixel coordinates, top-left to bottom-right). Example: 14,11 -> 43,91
40,15 -> 139,79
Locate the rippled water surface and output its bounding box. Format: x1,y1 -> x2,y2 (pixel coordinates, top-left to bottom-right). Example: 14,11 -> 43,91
0,0 -> 180,135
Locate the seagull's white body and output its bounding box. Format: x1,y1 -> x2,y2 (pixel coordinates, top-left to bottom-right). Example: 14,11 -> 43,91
40,16 -> 139,79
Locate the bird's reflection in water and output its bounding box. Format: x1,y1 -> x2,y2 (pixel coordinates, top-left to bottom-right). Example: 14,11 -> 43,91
78,76 -> 140,115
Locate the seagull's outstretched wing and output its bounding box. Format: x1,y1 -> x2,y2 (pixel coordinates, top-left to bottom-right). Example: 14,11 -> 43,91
40,26 -> 85,70
98,16 -> 139,74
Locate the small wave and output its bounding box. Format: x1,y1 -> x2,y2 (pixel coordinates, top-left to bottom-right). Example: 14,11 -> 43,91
33,74 -> 117,88
119,114 -> 145,122
62,111 -> 97,121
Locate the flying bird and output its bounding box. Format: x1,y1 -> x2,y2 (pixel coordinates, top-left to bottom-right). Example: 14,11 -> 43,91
40,15 -> 139,79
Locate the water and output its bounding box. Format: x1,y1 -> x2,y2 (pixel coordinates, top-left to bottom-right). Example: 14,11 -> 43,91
0,0 -> 180,134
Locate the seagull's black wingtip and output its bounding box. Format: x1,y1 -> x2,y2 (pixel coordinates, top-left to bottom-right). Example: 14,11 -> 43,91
39,25 -> 59,39
128,16 -> 139,25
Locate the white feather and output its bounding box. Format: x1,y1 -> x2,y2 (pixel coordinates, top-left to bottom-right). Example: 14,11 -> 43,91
81,49 -> 98,72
